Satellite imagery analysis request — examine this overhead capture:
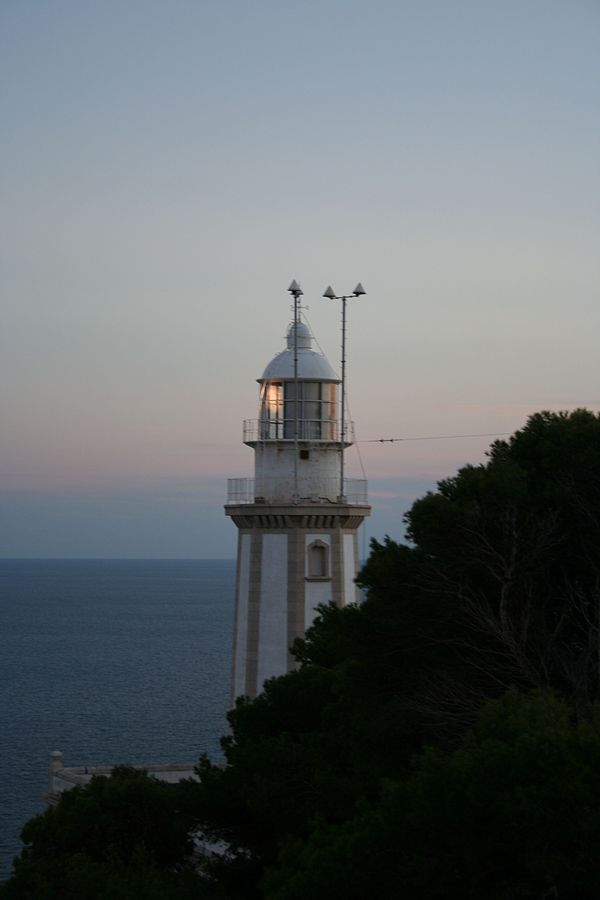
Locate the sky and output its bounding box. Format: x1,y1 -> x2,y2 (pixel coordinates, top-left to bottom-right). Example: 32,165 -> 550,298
1,0 -> 599,558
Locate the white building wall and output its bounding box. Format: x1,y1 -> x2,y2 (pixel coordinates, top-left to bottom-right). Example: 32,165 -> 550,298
233,533 -> 251,698
254,444 -> 340,502
343,532 -> 357,606
304,581 -> 332,630
257,534 -> 288,686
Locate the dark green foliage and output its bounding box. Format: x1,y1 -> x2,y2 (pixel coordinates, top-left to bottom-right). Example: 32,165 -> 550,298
2,850 -> 207,900
400,409 -> 600,718
195,666 -> 371,855
264,691 -> 600,899
1,767 -> 217,899
407,408 -> 600,582
21,766 -> 191,867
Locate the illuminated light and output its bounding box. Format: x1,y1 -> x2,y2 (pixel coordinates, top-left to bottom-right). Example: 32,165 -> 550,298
267,383 -> 280,416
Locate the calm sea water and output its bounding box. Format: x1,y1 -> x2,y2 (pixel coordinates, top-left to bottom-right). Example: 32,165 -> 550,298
0,558 -> 235,879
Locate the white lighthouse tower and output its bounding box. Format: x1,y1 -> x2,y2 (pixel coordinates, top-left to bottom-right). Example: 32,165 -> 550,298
225,284 -> 370,700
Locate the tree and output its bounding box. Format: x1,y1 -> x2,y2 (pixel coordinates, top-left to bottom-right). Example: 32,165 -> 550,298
263,690 -> 600,900
1,767 -> 220,900
357,409 -> 600,724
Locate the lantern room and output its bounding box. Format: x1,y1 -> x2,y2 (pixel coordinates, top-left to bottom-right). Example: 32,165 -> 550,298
244,321 -> 344,446
229,315 -> 366,505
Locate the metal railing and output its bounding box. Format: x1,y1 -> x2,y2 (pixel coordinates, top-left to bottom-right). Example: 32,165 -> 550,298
226,478 -> 256,505
243,418 -> 355,444
226,477 -> 368,506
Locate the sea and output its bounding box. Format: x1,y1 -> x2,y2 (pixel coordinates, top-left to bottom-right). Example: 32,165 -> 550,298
0,558 -> 235,880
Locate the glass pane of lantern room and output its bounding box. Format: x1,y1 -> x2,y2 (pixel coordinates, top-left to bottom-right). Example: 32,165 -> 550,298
260,382 -> 283,438
283,382 -> 296,438
322,383 -> 337,439
323,383 -> 336,418
303,382 -> 321,435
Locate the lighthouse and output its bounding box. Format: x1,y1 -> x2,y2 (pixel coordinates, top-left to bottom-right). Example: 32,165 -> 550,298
225,284 -> 370,701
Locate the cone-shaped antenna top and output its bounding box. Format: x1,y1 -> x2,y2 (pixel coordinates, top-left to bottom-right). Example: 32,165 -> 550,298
353,283 -> 366,296
322,285 -> 336,299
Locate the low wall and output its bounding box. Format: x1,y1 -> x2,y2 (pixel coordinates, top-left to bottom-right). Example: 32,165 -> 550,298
45,751 -> 198,805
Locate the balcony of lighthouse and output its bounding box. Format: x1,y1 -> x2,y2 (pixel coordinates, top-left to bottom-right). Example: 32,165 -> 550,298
226,476 -> 368,506
242,417 -> 355,445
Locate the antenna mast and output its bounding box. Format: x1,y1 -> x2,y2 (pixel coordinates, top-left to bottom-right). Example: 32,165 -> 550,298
288,280 -> 303,504
323,283 -> 366,502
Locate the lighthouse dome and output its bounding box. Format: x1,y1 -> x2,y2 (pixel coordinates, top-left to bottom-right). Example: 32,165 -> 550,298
286,321 -> 312,350
260,321 -> 339,382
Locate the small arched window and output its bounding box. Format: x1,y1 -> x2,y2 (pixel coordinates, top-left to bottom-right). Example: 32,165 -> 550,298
307,540 -> 329,579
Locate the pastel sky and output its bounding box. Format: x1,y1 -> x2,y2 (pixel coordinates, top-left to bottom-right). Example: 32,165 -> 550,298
1,0 -> 599,557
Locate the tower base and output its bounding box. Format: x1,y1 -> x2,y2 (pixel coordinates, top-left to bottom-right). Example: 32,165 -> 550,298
225,503 -> 370,701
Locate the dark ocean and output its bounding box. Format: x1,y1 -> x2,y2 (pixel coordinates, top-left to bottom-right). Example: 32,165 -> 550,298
0,558 -> 235,880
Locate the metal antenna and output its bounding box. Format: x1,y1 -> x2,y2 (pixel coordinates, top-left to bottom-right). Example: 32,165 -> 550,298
322,283 -> 366,503
288,280 -> 303,504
